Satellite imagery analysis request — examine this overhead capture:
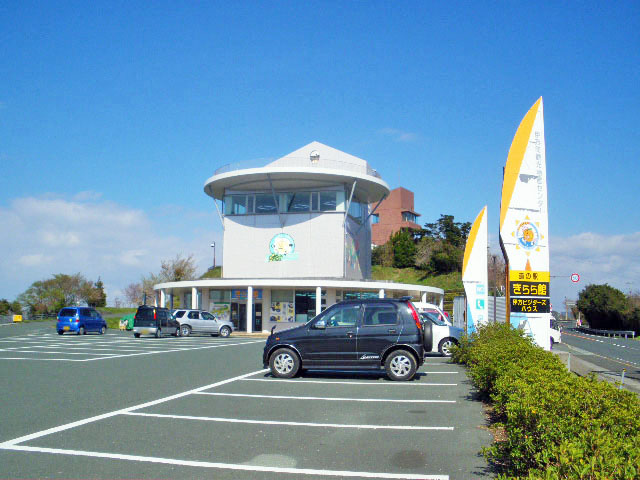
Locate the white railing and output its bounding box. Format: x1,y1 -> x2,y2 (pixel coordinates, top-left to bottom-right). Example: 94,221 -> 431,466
214,156 -> 381,179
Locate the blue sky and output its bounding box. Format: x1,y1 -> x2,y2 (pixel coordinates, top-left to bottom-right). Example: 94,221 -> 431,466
1,1 -> 638,308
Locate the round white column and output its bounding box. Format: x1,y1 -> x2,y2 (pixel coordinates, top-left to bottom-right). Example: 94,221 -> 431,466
191,287 -> 198,309
316,286 -> 322,314
247,286 -> 254,333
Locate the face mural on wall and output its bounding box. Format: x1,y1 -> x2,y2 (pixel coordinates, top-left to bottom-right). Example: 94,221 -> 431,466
267,233 -> 299,262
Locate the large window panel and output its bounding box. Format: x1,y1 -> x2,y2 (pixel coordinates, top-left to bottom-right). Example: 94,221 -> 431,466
255,194 -> 279,213
286,192 -> 311,212
319,191 -> 337,211
224,195 -> 247,215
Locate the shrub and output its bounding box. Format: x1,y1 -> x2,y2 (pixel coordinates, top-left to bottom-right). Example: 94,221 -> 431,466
453,322 -> 640,479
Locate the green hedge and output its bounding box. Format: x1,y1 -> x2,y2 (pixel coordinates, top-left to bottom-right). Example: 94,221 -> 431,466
452,322 -> 640,479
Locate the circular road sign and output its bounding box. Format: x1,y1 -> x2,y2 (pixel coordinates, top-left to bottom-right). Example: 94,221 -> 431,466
570,273 -> 580,283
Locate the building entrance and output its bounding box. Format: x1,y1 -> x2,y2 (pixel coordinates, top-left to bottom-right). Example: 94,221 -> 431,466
231,302 -> 262,332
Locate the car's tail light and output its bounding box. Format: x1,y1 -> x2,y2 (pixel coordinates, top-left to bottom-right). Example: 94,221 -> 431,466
75,313 -> 80,322
407,302 -> 422,330
154,310 -> 157,320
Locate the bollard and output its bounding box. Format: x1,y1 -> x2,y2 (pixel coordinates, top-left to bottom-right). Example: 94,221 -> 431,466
620,369 -> 626,390
568,353 -> 571,372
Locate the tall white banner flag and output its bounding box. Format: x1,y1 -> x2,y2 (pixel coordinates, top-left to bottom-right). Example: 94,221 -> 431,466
499,97 -> 551,350
462,206 -> 488,334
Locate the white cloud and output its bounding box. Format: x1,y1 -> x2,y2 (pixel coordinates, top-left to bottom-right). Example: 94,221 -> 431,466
18,254 -> 53,267
378,128 -> 418,143
490,231 -> 639,311
550,232 -> 640,306
0,195 -> 222,305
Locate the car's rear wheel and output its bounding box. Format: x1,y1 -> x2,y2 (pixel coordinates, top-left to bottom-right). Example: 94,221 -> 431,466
134,333 -> 140,338
269,348 -> 300,378
385,349 -> 417,381
219,326 -> 231,338
438,338 -> 457,356
175,327 -> 181,337
78,326 -> 86,336
57,330 -> 64,335
100,326 -> 106,335
155,328 -> 162,338
180,325 -> 191,337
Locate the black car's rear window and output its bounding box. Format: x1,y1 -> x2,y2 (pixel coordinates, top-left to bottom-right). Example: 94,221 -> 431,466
136,309 -> 155,320
59,308 -> 77,317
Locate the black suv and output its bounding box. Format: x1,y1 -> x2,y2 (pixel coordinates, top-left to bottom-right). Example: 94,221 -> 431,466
263,298 -> 424,381
133,305 -> 180,338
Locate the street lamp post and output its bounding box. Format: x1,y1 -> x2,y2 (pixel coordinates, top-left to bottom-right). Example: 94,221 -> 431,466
211,242 -> 216,269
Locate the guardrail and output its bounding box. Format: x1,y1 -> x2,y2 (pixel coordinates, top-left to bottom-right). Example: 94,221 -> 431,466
577,326 -> 636,339
0,315 -> 13,324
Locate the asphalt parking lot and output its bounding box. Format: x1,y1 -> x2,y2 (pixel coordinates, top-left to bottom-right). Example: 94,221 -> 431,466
0,322 -> 492,479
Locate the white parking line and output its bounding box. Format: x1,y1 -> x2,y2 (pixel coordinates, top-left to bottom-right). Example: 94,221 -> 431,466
124,411 -> 454,430
0,369 -> 269,447
242,378 -> 458,386
0,340 -> 263,362
0,367 -> 451,478
1,445 -> 448,479
195,392 -> 456,403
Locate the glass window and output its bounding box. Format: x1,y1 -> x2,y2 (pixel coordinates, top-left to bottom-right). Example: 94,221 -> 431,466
255,194 -> 278,213
188,311 -> 199,319
271,290 -> 294,302
295,290 -> 316,322
372,214 -> 379,224
348,201 -> 365,221
286,192 -> 311,212
209,290 -> 231,303
201,312 -> 215,320
223,195 -> 247,215
311,192 -> 319,211
325,304 -> 360,328
402,212 -> 417,223
174,310 -> 186,318
363,304 -> 398,326
247,196 -> 254,213
319,191 -> 337,211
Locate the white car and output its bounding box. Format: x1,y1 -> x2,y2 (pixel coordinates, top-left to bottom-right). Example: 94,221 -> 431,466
413,302 -> 452,326
420,312 -> 464,356
172,309 -> 234,337
550,316 -> 562,347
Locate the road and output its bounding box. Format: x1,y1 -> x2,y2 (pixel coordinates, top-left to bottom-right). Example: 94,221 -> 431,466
553,323 -> 640,392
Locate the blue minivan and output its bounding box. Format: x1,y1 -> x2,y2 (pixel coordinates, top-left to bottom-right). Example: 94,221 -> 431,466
57,307 -> 107,335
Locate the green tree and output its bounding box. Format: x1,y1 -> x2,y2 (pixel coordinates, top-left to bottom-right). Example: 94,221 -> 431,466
0,299 -> 10,315
577,284 -> 629,330
391,230 -> 416,268
18,273 -> 97,315
372,243 -> 394,267
421,214 -> 471,248
160,254 -> 197,282
10,300 -> 22,314
86,277 -> 107,307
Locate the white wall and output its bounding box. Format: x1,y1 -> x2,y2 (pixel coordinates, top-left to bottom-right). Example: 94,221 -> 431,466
223,212 -> 347,278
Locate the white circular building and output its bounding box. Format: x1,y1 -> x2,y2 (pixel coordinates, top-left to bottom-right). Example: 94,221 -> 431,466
155,141 -> 443,332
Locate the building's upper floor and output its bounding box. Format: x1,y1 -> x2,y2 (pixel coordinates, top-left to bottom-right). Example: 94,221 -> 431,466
371,187 -> 422,245
204,141 -> 390,214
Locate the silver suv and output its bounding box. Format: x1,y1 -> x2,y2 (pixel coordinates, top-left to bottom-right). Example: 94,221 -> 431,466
173,309 -> 234,338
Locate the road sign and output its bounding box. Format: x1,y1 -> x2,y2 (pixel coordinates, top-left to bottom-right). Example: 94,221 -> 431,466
570,273 -> 580,283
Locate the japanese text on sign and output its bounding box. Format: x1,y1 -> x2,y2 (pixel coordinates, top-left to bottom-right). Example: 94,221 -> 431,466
509,270 -> 550,282
510,281 -> 550,297
510,297 -> 550,313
